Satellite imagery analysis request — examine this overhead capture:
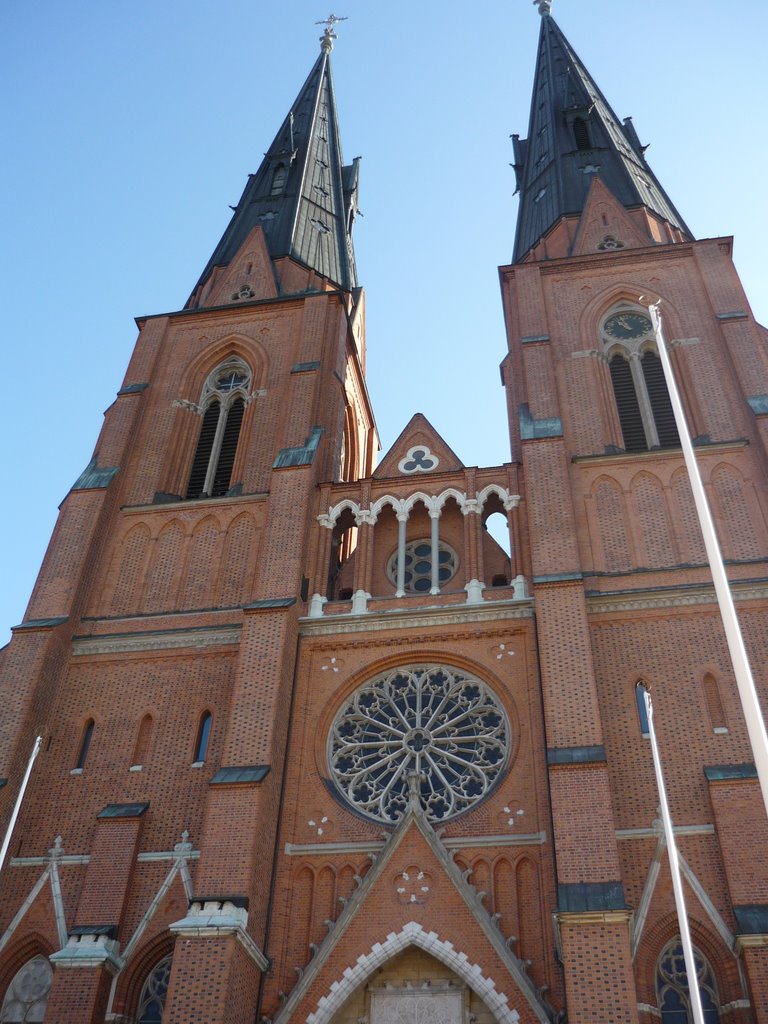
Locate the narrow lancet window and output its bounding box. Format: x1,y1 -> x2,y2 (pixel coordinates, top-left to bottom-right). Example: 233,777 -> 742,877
194,711 -> 212,764
76,719 -> 95,770
270,163 -> 287,195
573,116 -> 591,150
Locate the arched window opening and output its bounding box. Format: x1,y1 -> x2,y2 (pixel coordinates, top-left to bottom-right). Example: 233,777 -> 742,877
136,954 -> 173,1024
131,714 -> 154,768
327,509 -> 357,601
656,940 -> 720,1023
193,711 -> 212,764
573,116 -> 591,150
0,955 -> 52,1022
76,719 -> 95,770
635,683 -> 650,737
185,359 -> 251,500
702,673 -> 727,731
602,309 -> 680,452
270,163 -> 287,196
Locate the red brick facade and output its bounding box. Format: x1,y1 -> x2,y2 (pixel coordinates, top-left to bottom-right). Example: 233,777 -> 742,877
1,22 -> 767,1024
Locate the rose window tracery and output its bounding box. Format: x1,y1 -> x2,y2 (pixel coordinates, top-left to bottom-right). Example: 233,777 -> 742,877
328,665 -> 509,823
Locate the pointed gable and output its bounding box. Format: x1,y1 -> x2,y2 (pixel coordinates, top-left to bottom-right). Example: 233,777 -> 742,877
570,177 -> 653,256
272,801 -> 553,1024
374,414 -> 464,479
512,12 -> 691,263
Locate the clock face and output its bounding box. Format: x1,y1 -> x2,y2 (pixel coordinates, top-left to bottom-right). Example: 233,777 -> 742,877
604,312 -> 653,340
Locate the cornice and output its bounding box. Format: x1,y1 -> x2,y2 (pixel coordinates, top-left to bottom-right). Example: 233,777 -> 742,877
72,624 -> 241,656
572,439 -> 747,467
135,288 -> 345,328
299,598 -> 534,637
587,580 -> 768,615
284,832 -> 547,857
121,492 -> 268,515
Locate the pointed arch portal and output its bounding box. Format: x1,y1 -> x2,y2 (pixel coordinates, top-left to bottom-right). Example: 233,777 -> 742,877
304,922 -> 526,1024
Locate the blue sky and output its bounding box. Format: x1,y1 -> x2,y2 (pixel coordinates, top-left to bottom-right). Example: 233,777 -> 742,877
2,0 -> 767,642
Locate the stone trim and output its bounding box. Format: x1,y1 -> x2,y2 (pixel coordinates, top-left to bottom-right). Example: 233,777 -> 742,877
735,934 -> 768,953
304,922 -> 527,1024
169,899 -> 268,971
556,909 -> 632,927
50,933 -> 122,974
573,438 -> 747,466
616,824 -> 714,840
284,833 -> 547,856
72,624 -> 241,656
587,580 -> 768,614
299,598 -> 533,637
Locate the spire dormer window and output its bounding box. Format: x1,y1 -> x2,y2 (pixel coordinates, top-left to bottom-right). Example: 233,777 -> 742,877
601,308 -> 680,452
573,116 -> 591,151
270,163 -> 287,195
186,359 -> 251,500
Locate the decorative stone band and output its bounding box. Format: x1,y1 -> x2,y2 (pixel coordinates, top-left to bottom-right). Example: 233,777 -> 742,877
555,909 -> 633,928
319,485 -> 521,529
169,899 -> 268,971
735,934 -> 768,953
50,926 -> 122,974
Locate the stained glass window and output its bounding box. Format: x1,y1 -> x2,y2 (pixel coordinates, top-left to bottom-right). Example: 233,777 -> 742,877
137,954 -> 172,1024
656,941 -> 719,1023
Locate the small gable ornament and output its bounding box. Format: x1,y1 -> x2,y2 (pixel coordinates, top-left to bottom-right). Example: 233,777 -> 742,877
398,445 -> 439,474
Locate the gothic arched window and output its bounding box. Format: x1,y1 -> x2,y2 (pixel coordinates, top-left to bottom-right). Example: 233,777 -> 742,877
656,941 -> 720,1023
602,308 -> 680,452
75,718 -> 95,770
186,359 -> 251,500
136,954 -> 173,1024
0,955 -> 52,1022
193,711 -> 213,764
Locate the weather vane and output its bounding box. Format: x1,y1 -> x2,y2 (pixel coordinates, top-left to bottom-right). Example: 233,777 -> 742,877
316,13 -> 348,52
533,0 -> 552,14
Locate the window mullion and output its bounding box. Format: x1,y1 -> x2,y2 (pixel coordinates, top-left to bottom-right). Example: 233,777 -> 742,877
203,402 -> 229,496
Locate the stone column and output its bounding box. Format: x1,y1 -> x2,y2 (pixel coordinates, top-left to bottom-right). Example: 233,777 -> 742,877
395,512 -> 408,598
429,508 -> 441,594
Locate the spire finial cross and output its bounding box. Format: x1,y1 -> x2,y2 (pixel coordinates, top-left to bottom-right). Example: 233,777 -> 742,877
533,0 -> 552,15
316,13 -> 348,52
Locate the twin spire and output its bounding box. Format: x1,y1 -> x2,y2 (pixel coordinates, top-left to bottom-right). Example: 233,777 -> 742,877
188,7 -> 691,304
187,16 -> 358,307
512,11 -> 691,262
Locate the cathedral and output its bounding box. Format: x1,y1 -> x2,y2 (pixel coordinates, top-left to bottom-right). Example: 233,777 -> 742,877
1,5 -> 767,1023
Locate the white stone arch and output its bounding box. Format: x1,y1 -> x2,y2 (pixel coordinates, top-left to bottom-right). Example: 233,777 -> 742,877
434,487 -> 468,512
402,491 -> 439,517
371,495 -> 406,519
476,485 -> 518,512
305,922 -> 527,1024
325,499 -> 362,527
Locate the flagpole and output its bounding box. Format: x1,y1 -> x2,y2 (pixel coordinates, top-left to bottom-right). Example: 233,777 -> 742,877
0,736 -> 42,874
641,686 -> 706,1024
645,300 -> 768,818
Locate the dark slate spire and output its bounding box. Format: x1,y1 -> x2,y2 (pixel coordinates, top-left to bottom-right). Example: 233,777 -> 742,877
188,27 -> 359,305
512,10 -> 691,263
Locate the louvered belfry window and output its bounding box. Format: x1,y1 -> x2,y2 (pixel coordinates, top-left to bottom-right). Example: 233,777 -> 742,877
641,351 -> 680,447
602,308 -> 681,452
186,359 -> 251,499
610,355 -> 646,452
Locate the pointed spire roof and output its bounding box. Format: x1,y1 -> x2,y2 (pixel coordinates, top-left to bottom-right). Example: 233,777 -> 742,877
188,31 -> 359,306
512,11 -> 691,262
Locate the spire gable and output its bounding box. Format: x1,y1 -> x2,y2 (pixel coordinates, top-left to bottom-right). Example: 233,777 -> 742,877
512,15 -> 691,263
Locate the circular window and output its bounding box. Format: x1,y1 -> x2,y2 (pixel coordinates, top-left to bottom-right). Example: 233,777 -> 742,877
386,540 -> 458,594
328,665 -> 509,823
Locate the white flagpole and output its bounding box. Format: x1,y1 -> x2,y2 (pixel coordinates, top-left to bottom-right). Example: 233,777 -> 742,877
0,736 -> 42,874
645,300 -> 768,818
642,686 -> 706,1024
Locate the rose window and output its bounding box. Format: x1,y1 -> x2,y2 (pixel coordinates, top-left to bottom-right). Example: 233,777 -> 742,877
386,540 -> 458,594
328,665 -> 509,823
